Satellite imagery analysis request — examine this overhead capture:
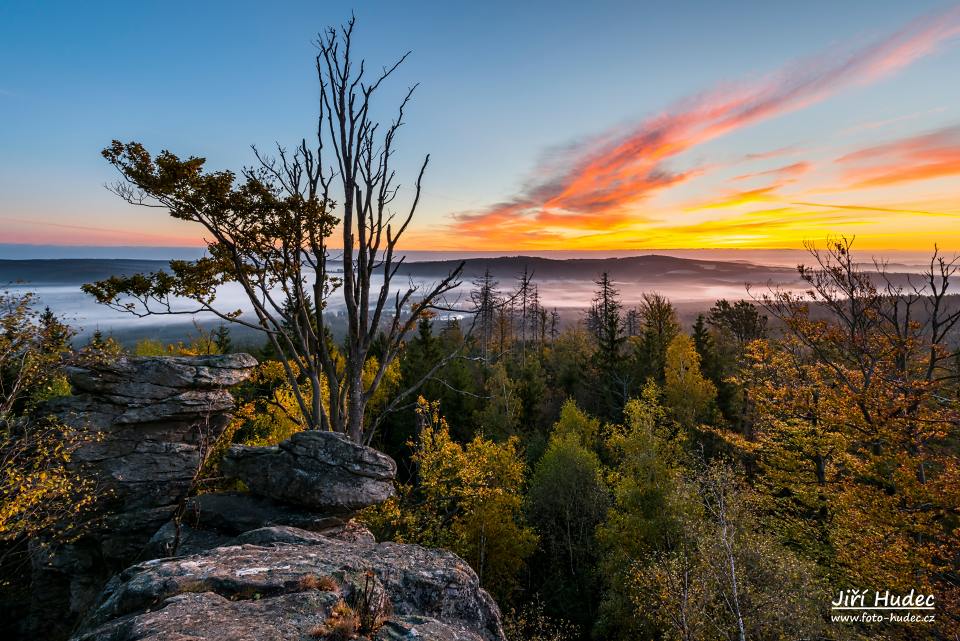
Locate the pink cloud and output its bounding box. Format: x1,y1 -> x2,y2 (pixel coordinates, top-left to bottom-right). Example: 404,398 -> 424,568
447,6 -> 960,242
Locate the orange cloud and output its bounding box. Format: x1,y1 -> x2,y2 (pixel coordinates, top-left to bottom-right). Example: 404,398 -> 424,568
837,125 -> 960,187
441,6 -> 960,247
687,186 -> 782,211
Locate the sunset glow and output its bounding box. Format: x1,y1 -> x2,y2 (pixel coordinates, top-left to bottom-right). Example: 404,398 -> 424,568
2,2 -> 960,252
411,5 -> 960,250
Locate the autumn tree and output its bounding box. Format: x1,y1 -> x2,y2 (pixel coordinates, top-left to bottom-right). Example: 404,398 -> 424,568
749,238 -> 960,634
0,292 -> 94,560
364,398 -> 536,605
663,333 -> 717,428
84,17 -> 463,443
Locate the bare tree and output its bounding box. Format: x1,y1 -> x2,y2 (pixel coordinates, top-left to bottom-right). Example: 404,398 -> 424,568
85,17 -> 463,443
313,18 -> 464,441
470,269 -> 500,362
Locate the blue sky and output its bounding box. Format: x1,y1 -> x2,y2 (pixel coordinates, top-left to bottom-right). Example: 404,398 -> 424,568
1,0 -> 959,249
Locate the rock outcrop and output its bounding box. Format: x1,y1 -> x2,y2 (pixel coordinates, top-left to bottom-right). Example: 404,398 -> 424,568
21,354 -> 505,641
74,534 -> 505,641
29,354 -> 257,639
222,430 -> 397,511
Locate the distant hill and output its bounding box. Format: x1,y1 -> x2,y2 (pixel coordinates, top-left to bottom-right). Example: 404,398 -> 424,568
393,254 -> 801,286
4,254 -> 923,291
1,255 -> 803,288
0,259 -> 172,286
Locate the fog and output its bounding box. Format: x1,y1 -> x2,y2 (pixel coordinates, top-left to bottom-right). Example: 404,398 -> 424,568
6,272 -> 795,343
4,247 -> 944,343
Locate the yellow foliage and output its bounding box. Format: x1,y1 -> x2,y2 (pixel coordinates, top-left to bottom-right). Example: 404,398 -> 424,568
0,421 -> 97,545
363,397 -> 537,604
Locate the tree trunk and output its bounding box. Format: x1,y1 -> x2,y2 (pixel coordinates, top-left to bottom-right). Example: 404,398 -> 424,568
347,366 -> 365,442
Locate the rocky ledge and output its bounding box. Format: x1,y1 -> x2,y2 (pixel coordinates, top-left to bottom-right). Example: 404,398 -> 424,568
75,528 -> 504,641
30,354 -> 258,638
24,354 -> 506,641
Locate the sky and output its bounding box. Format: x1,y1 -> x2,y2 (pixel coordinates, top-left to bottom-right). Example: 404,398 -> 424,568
2,0 -> 960,252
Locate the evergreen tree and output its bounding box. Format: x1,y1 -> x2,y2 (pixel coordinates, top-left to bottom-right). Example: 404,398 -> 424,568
470,268 -> 501,362
212,323 -> 232,354
634,292 -> 680,384
38,306 -> 73,355
587,273 -> 626,418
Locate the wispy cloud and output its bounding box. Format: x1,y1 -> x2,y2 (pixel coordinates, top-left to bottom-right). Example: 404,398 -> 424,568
446,6 -> 960,246
836,125 -> 960,187
0,216 -> 203,246
732,161 -> 812,182
741,146 -> 803,162
839,106 -> 947,135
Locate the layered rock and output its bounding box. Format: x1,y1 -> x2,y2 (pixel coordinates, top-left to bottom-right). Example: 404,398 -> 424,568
74,533 -> 505,641
140,431 -> 398,560
29,354 -> 257,639
222,430 -> 397,511
21,353 -> 506,641
73,424 -> 506,641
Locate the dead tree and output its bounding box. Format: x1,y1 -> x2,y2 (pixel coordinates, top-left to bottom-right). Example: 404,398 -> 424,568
87,17 -> 463,444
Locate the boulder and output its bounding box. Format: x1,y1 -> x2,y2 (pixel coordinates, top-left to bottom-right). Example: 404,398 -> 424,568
222,430 -> 397,511
72,533 -> 505,641
29,354 -> 257,639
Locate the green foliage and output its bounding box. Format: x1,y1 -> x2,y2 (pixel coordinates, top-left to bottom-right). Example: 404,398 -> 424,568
2,294 -> 75,417
526,404 -> 608,626
474,361 -> 521,440
595,384 -> 684,639
634,459 -> 827,641
707,298 -> 767,345
586,273 -> 626,418
363,398 -> 537,605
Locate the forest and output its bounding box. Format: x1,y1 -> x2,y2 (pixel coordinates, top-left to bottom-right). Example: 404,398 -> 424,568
3,238 -> 959,640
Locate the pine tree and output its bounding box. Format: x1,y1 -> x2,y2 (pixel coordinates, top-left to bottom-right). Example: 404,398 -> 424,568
470,269 -> 500,362
588,273 -> 626,417
38,306 -> 73,355
212,324 -> 232,354
635,293 -> 680,383
549,308 -> 560,342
